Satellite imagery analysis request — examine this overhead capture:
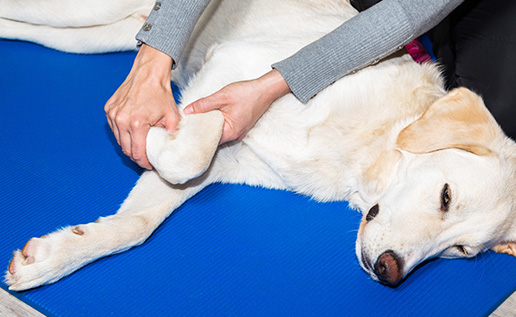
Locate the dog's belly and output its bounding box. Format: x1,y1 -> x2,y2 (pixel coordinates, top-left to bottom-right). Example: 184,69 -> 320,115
237,54 -> 444,204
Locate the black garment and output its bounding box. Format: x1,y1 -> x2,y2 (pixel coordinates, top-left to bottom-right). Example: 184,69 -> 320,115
352,0 -> 516,139
430,0 -> 516,139
350,0 -> 380,11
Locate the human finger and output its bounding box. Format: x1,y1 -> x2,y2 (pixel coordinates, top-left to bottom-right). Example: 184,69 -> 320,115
114,109 -> 133,156
130,122 -> 152,170
104,94 -> 126,144
160,101 -> 182,132
105,107 -> 120,144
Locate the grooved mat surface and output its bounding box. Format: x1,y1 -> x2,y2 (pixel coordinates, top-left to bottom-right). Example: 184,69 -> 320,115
1,39 -> 516,316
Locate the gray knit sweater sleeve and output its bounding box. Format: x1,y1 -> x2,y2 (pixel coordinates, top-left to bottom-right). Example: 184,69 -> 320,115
135,0 -> 211,68
136,0 -> 463,102
272,0 -> 464,103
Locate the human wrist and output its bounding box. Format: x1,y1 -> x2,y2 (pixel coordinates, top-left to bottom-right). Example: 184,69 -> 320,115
258,69 -> 291,103
133,44 -> 173,83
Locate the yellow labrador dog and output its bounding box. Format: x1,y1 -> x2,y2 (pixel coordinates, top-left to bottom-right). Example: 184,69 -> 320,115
3,0 -> 516,290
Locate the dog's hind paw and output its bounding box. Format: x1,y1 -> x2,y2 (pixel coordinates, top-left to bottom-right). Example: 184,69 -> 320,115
146,111 -> 224,184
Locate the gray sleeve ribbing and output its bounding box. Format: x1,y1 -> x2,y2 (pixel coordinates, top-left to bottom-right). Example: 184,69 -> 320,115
272,0 -> 464,103
135,0 -> 462,100
135,0 -> 211,68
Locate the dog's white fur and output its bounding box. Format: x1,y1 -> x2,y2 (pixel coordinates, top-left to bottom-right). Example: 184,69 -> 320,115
3,0 -> 516,290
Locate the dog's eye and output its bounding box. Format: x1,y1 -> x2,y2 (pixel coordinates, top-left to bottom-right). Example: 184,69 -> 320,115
455,245 -> 469,256
440,183 -> 451,212
441,245 -> 471,258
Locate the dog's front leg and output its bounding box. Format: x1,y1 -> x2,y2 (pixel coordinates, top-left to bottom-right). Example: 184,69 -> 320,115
5,170 -> 210,291
5,107 -> 223,291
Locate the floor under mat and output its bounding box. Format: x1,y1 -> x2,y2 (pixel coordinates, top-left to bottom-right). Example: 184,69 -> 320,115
1,39 -> 515,316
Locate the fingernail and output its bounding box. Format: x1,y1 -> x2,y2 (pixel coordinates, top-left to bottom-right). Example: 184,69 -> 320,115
183,105 -> 193,115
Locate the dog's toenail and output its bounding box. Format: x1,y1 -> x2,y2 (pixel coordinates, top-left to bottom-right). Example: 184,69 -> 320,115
72,226 -> 84,235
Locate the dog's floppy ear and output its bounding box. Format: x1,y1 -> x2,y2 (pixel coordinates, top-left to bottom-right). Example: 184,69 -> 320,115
492,242 -> 516,257
396,88 -> 502,156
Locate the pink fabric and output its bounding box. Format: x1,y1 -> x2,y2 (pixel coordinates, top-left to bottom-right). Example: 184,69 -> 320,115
405,38 -> 432,64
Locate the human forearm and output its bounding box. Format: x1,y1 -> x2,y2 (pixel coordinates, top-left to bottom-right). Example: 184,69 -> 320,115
273,0 -> 464,103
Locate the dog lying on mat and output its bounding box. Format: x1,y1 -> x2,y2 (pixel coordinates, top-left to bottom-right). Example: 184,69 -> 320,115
3,0 -> 516,290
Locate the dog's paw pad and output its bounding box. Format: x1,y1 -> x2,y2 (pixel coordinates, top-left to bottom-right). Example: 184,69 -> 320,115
72,226 -> 85,235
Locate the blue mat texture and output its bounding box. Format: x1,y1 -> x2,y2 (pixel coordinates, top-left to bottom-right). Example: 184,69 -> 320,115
1,39 -> 516,316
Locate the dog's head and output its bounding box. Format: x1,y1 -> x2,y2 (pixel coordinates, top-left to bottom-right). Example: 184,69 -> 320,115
357,88 -> 516,286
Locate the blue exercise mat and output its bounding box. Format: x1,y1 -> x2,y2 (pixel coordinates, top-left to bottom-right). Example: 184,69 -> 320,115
1,39 -> 516,316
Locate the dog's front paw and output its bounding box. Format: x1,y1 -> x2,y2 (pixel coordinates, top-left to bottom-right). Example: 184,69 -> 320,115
5,226 -> 90,291
146,111 -> 224,184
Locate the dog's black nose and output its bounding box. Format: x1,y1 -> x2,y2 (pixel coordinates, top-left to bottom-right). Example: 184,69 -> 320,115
374,250 -> 403,286
366,204 -> 379,221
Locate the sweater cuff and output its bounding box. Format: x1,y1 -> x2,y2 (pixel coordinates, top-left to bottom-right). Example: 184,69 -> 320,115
135,0 -> 210,69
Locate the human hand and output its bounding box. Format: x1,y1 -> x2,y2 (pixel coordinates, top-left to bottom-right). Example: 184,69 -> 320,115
183,69 -> 290,144
105,44 -> 179,169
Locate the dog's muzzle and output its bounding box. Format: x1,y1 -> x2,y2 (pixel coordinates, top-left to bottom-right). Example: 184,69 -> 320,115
360,204 -> 404,286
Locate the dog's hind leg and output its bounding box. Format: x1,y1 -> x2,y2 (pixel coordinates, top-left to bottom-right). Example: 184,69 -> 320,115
0,0 -> 154,27
0,15 -> 142,53
146,111 -> 225,185
5,169 -> 213,291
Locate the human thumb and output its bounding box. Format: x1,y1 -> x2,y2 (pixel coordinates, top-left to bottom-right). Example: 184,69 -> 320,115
161,110 -> 181,132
